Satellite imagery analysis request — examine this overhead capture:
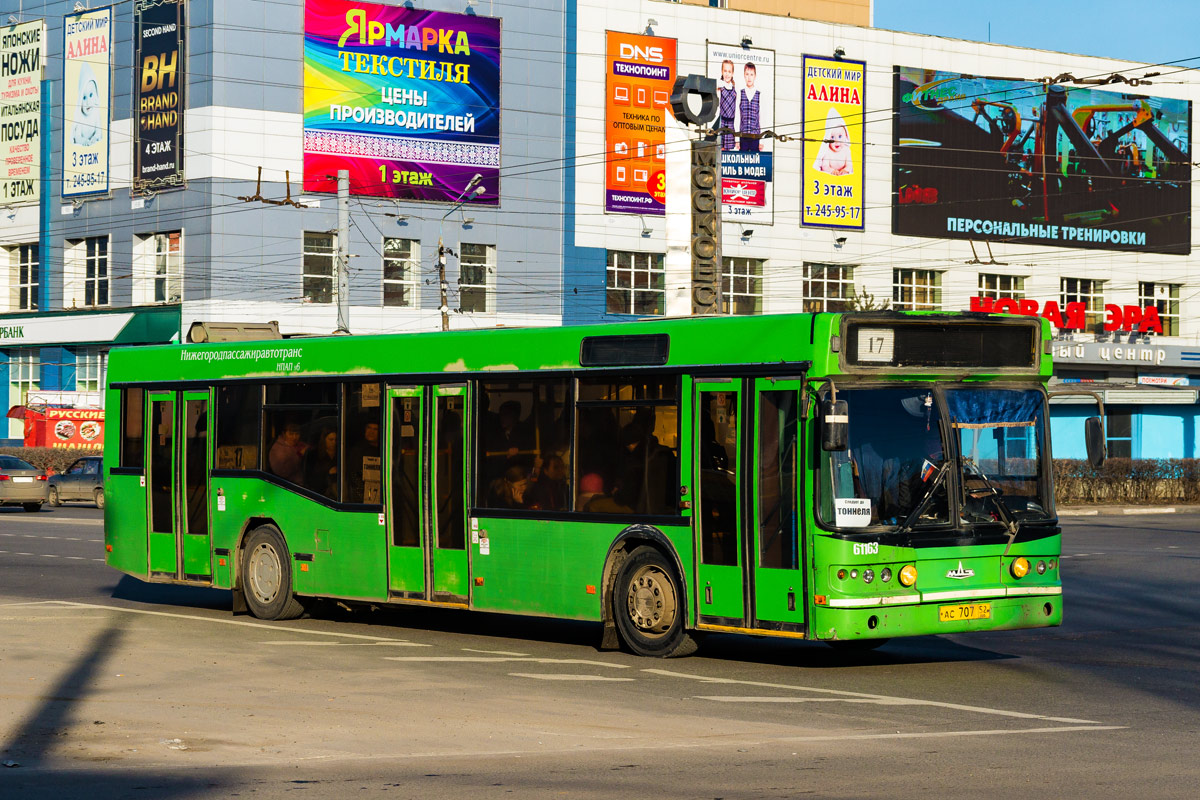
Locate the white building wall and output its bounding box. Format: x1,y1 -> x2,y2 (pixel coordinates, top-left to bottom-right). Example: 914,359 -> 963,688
574,1 -> 1198,339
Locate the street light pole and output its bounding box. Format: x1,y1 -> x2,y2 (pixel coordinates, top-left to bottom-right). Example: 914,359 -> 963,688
437,174 -> 485,331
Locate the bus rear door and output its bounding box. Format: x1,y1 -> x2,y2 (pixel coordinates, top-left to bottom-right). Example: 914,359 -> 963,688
146,389 -> 212,583
385,385 -> 469,606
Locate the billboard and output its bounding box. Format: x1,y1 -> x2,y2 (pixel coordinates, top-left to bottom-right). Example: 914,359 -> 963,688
134,0 -> 185,194
604,31 -> 675,215
0,19 -> 44,205
894,67 -> 1191,254
802,55 -> 865,230
62,8 -> 111,198
303,0 -> 501,203
708,43 -> 773,224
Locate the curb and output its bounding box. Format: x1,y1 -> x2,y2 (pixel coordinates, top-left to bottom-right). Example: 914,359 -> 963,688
1059,506 -> 1186,517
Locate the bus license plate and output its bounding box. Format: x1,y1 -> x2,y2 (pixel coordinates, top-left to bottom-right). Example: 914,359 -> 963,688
938,602 -> 991,622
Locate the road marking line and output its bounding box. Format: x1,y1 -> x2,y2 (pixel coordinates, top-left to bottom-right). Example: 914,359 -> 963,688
697,696 -> 886,704
15,552 -> 33,556
643,669 -> 1103,724
39,554 -> 59,558
0,518 -> 104,526
462,648 -> 530,656
385,656 -> 629,668
65,556 -> 84,560
260,640 -> 428,647
508,673 -> 636,682
777,725 -> 1127,743
26,600 -> 432,644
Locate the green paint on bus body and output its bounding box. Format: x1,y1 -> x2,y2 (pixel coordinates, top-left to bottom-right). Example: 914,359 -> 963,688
101,312 -> 1060,648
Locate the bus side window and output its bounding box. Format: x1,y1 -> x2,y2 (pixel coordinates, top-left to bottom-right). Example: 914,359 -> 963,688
215,385 -> 262,471
120,387 -> 145,469
477,379 -> 570,512
344,382 -> 383,504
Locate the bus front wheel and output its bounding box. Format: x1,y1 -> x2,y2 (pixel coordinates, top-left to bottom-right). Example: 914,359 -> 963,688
241,525 -> 304,621
613,546 -> 696,658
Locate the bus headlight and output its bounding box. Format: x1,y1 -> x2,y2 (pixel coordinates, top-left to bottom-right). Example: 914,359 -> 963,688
898,564 -> 917,587
880,567 -> 892,583
1036,560 -> 1047,575
1011,557 -> 1030,579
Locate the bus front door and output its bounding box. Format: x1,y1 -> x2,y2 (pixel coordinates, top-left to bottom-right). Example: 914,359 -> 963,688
385,385 -> 469,605
146,390 -> 212,583
749,379 -> 806,632
694,383 -> 746,624
694,379 -> 808,634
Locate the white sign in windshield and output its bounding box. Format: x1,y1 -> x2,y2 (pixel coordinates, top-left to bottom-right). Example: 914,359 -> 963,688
834,497 -> 872,528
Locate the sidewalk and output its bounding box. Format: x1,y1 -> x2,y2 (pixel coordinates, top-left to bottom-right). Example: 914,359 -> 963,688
1058,504 -> 1200,516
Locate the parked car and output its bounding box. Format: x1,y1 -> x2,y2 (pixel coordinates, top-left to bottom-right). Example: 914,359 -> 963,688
0,455 -> 50,511
48,456 -> 105,509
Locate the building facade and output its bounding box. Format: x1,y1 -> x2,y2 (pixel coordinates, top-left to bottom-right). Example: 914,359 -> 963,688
1,0 -> 1196,457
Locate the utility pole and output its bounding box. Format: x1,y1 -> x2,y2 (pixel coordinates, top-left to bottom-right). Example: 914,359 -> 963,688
336,170 -> 350,333
438,174 -> 486,332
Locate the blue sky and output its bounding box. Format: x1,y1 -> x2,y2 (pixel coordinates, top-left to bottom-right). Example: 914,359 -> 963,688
873,0 -> 1199,68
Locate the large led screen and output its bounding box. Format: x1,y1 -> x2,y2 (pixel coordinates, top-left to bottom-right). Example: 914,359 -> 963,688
893,67 -> 1191,254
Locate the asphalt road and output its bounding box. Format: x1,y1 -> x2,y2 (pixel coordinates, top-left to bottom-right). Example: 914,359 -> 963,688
1,505 -> 1197,798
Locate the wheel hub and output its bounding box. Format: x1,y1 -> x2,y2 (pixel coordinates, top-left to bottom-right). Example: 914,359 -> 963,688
626,565 -> 677,637
248,543 -> 281,604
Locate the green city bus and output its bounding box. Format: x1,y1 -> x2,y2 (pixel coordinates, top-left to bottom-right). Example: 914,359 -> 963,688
104,312 -> 1086,656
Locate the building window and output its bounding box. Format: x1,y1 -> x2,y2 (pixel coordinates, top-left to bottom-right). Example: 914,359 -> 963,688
383,238 -> 419,308
1139,282 -> 1180,336
75,347 -> 106,392
721,257 -> 763,315
893,268 -> 942,310
1106,409 -> 1132,459
133,232 -> 181,304
65,237 -> 110,309
606,250 -> 665,315
802,263 -> 855,312
9,350 -> 39,407
302,232 -> 335,304
1061,277 -> 1105,333
8,244 -> 38,311
978,273 -> 1026,300
459,243 -> 494,313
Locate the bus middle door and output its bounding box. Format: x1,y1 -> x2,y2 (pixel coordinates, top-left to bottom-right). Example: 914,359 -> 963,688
146,389 -> 212,583
385,387 -> 426,599
694,381 -> 746,626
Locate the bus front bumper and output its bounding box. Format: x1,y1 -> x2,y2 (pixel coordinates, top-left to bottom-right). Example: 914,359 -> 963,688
813,590 -> 1063,641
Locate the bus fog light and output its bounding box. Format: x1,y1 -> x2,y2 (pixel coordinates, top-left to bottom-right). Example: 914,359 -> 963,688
898,564 -> 917,587
1036,560 -> 1047,575
880,567 -> 892,583
1011,557 -> 1030,579
862,569 -> 874,584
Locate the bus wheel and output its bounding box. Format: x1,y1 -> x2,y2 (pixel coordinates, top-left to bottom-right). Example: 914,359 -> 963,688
241,525 -> 304,620
613,546 -> 696,658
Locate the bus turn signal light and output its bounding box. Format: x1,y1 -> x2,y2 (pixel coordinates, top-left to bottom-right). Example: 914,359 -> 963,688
1011,557 -> 1030,579
898,564 -> 917,587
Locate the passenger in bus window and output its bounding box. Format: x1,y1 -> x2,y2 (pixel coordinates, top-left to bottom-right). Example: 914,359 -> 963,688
308,428 -> 339,499
527,454 -> 568,511
488,463 -> 530,509
268,421 -> 308,485
614,420 -> 675,514
346,420 -> 381,502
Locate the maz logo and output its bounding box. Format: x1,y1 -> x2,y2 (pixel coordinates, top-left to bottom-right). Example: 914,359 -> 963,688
620,43 -> 663,63
946,561 -> 975,580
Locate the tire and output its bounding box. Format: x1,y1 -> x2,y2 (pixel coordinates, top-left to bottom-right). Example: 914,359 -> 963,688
612,546 -> 697,658
48,487 -> 61,506
826,638 -> 889,652
94,488 -> 105,510
22,503 -> 42,513
240,525 -> 304,620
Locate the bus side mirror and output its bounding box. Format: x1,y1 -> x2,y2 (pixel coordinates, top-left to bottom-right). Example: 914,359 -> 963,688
821,399 -> 849,451
1085,416 -> 1106,468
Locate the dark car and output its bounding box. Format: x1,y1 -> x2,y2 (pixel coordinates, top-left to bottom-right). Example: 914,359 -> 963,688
48,456 -> 105,508
0,455 -> 50,511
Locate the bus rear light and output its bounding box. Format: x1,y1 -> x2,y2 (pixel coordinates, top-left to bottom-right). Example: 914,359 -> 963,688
898,564 -> 917,587
1011,557 -> 1030,579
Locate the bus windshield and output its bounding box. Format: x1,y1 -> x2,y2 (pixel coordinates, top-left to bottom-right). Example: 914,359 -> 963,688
819,386 -> 1050,531
946,387 -> 1050,524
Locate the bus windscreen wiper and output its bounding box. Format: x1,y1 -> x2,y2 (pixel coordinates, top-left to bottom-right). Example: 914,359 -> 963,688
962,459 -> 1022,555
893,460 -> 950,540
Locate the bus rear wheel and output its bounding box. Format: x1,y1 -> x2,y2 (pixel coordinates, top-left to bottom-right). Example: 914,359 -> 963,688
241,525 -> 304,620
613,546 -> 696,658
